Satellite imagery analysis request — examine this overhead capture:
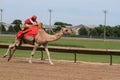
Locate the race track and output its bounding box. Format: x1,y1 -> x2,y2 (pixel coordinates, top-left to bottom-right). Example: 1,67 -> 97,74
0,57 -> 120,80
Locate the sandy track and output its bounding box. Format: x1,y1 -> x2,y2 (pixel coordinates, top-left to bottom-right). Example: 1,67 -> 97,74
0,57 -> 120,80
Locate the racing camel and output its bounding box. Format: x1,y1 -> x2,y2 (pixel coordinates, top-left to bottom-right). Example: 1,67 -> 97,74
3,24 -> 73,65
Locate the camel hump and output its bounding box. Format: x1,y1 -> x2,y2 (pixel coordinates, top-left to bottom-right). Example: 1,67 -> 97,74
38,22 -> 43,29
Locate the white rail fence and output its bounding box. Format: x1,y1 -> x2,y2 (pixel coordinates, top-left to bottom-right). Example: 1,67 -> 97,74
0,43 -> 120,65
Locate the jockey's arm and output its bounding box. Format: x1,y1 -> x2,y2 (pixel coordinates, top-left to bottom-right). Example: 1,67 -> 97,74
24,24 -> 33,28
22,22 -> 43,30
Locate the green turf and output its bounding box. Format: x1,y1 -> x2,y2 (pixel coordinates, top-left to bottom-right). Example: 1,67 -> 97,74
1,35 -> 120,49
0,35 -> 15,43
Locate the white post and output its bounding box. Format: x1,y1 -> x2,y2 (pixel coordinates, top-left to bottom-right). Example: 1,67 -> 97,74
0,9 -> 3,34
103,10 -> 107,41
48,9 -> 54,33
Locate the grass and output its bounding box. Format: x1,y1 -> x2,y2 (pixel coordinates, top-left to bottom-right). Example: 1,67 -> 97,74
49,38 -> 120,49
0,35 -> 15,43
1,35 -> 120,49
0,35 -> 120,64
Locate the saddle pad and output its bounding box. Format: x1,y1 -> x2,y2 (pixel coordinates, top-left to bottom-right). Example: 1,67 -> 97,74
16,26 -> 39,38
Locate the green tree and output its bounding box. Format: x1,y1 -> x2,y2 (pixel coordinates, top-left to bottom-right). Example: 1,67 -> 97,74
7,25 -> 15,32
105,26 -> 114,37
113,25 -> 120,37
0,24 -> 6,32
89,28 -> 98,36
54,22 -> 72,27
95,25 -> 104,37
79,27 -> 88,35
12,19 -> 22,32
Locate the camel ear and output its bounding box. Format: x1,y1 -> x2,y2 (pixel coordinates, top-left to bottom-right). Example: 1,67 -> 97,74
61,28 -> 64,31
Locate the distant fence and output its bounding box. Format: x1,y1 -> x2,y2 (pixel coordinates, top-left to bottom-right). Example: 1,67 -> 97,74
0,43 -> 120,65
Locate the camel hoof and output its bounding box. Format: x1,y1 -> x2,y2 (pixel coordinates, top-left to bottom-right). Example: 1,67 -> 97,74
50,62 -> 54,65
3,55 -> 7,58
29,60 -> 32,64
8,58 -> 10,62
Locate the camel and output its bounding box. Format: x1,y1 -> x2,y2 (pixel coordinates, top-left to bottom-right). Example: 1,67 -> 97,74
3,25 -> 73,65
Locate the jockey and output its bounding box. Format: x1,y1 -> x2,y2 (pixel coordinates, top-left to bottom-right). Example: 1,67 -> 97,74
24,15 -> 39,29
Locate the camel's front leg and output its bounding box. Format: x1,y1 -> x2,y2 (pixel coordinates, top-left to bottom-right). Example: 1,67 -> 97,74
29,43 -> 38,63
44,45 -> 53,65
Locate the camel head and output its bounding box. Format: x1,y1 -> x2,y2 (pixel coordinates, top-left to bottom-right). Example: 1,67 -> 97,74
61,28 -> 73,35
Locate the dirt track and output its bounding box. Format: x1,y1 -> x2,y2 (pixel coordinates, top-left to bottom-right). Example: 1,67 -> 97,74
0,57 -> 120,80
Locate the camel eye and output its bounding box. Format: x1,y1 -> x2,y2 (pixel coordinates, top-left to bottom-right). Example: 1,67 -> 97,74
65,29 -> 68,32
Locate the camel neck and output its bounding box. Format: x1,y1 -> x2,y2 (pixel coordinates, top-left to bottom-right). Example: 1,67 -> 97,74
55,30 -> 63,39
46,30 -> 63,42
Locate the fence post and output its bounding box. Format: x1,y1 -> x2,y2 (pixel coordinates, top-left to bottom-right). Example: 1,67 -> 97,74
110,53 -> 112,65
74,53 -> 77,63
41,50 -> 44,60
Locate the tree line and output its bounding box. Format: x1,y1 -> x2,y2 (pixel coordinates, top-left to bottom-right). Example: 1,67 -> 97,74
0,19 -> 120,38
0,20 -> 72,33
79,25 -> 120,38
0,19 -> 22,33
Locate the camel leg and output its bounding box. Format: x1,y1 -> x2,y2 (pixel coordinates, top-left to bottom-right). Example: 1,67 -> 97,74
29,43 -> 38,63
8,46 -> 16,61
4,38 -> 21,57
4,38 -> 21,62
44,44 -> 53,65
3,43 -> 16,58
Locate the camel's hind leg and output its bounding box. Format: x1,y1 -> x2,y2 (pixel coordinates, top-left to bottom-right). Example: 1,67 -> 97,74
3,39 -> 21,61
8,46 -> 16,61
3,43 -> 16,58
